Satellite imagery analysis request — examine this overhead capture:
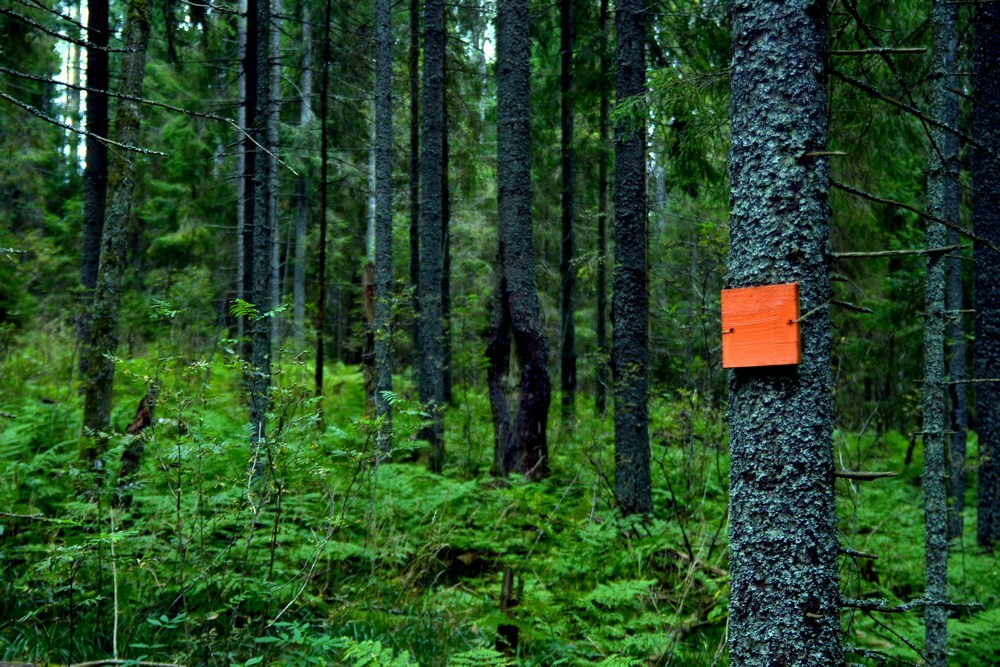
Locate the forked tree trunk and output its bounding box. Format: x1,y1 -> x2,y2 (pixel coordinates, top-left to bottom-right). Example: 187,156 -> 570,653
726,0 -> 842,663
80,0 -> 154,477
612,0 -> 651,514
488,0 -> 551,479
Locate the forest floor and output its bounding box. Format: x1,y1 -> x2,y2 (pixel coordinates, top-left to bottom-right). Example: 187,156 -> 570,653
0,328 -> 997,666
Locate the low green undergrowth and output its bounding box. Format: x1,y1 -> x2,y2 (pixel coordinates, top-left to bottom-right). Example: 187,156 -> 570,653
0,327 -> 997,666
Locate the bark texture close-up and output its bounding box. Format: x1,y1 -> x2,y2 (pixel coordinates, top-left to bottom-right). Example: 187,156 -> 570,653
612,0 -> 651,515
726,0 -> 842,664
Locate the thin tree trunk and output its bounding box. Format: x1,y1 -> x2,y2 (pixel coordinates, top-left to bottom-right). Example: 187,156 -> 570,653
595,0 -> 610,417
726,0 -> 842,663
78,0 -> 110,378
315,0 -> 332,402
612,0 -> 651,514
269,0 -> 282,349
559,0 -> 576,428
418,0 -> 446,470
374,0 -> 394,451
67,0 -> 82,169
80,0 -> 154,477
442,44 -> 452,405
409,0 -> 420,364
293,4 -> 311,349
923,2 -> 956,662
241,0 -> 259,358
488,0 -> 552,479
974,0 -> 1000,550
249,0 -> 275,487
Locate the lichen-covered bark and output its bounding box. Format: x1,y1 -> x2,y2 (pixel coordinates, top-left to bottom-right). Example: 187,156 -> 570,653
249,0 -> 274,486
974,0 -> 1000,550
408,0 -> 421,362
374,0 -> 394,451
77,0 -> 109,377
488,0 -> 552,479
923,1 -> 957,661
80,0 -> 153,475
419,0 -> 446,470
595,0 -> 610,417
727,1 -> 842,664
612,0 -> 651,515
559,0 -> 577,427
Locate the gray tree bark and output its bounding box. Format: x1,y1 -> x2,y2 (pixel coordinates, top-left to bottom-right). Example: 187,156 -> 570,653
77,0 -> 109,378
923,2 -> 957,662
80,0 -> 154,476
374,0 -> 394,451
974,0 -> 1000,550
292,4 -> 312,349
236,0 -> 248,346
418,0 -> 446,470
315,0 -> 332,401
409,0 -> 421,363
559,0 -> 577,429
613,0 -> 651,514
249,0 -> 275,486
487,0 -> 552,479
595,0 -> 610,417
268,0 -> 282,349
726,1 -> 842,664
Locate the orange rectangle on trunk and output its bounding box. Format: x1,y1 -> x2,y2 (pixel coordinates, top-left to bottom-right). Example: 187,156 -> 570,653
721,283 -> 801,368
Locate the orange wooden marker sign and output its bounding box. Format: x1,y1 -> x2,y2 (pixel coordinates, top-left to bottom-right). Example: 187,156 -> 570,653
721,283 -> 801,368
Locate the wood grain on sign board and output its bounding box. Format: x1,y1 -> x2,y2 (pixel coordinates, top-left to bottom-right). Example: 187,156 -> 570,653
721,283 -> 801,368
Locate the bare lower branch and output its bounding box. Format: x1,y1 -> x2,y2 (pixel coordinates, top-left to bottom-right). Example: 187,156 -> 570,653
832,180 -> 1000,254
830,47 -> 926,55
0,91 -> 166,156
0,7 -> 131,52
834,470 -> 898,480
831,299 -> 874,314
833,245 -> 959,258
0,66 -> 297,176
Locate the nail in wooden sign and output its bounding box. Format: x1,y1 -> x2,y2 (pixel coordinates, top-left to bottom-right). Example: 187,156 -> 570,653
721,283 -> 801,368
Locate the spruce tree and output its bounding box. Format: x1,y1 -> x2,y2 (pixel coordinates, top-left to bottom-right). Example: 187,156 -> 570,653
726,0 -> 842,663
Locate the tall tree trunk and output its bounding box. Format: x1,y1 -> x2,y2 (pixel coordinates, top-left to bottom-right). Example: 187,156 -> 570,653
726,0 -> 842,664
488,0 -> 552,479
78,0 -> 110,378
442,44 -> 453,405
374,0 -> 394,451
293,4 -> 312,349
923,2 -> 957,662
409,0 -> 421,364
80,0 -> 154,476
315,0 -> 333,402
269,0 -> 282,349
418,0 -> 446,470
595,0 -> 610,417
612,0 -> 651,514
559,0 -> 576,428
241,0 -> 259,358
67,0 -> 82,169
974,0 -> 1000,550
249,0 -> 275,487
